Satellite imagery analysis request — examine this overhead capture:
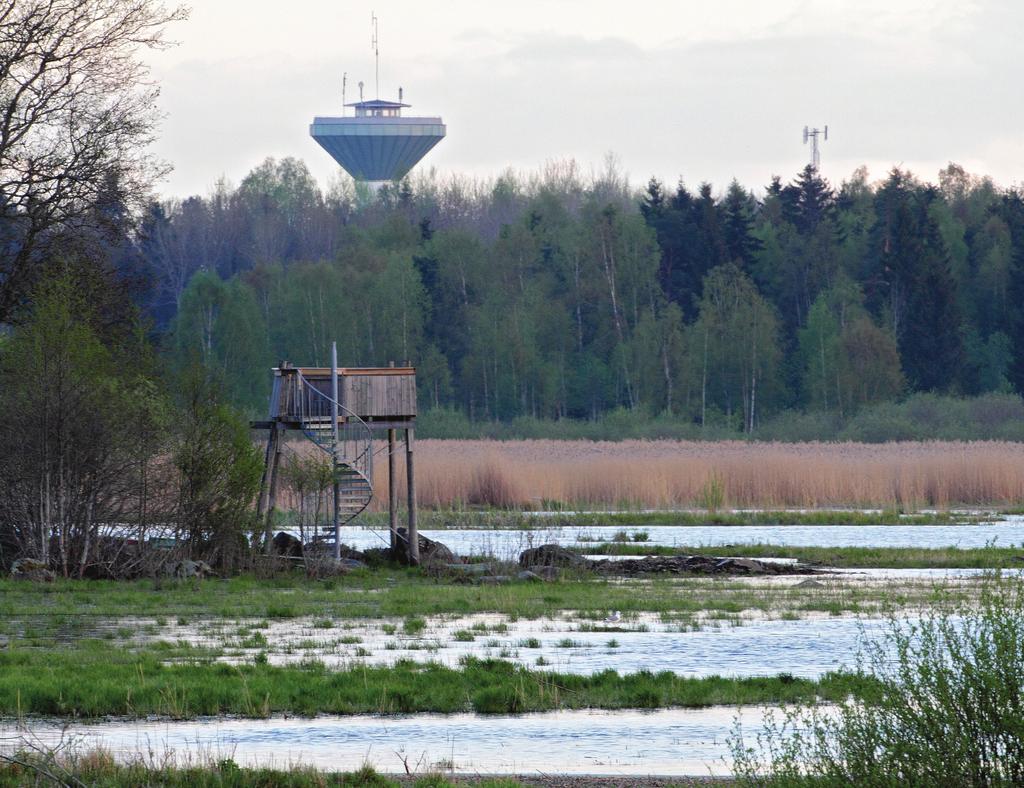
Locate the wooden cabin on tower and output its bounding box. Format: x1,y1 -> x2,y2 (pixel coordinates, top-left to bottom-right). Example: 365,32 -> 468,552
251,350 -> 420,563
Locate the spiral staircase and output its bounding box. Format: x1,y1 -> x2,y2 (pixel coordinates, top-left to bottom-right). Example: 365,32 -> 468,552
294,370 -> 374,530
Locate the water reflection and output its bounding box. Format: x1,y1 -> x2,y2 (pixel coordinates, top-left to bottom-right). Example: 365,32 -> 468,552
1,706 -> 778,776
154,613 -> 887,678
335,520 -> 1024,556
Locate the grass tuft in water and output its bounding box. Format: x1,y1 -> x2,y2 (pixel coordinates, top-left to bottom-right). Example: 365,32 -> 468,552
0,648 -> 872,719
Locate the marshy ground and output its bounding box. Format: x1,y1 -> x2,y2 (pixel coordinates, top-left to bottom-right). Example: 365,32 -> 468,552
2,517 -> 1022,780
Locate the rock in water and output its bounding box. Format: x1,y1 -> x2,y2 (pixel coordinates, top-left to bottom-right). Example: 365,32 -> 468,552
272,531 -> 303,557
518,544 -> 586,568
395,528 -> 456,564
717,557 -> 765,573
165,559 -> 216,579
11,558 -> 55,582
303,541 -> 366,562
595,554 -> 818,577
527,565 -> 561,581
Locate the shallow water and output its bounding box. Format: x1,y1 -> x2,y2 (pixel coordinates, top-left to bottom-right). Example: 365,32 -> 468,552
0,706 -> 782,776
584,554 -> 801,564
155,612 -> 891,678
833,567 -> 1024,579
336,518 -> 1024,556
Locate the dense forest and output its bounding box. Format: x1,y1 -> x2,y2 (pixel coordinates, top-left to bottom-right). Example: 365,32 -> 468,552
136,158 -> 1024,434
4,0 -> 1024,577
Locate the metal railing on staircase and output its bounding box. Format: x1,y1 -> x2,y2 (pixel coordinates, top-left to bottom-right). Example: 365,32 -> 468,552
293,370 -> 375,530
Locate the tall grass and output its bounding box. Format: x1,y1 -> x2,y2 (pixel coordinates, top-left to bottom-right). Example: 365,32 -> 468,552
0,648 -> 868,718
369,440 -> 1024,510
0,754 -> 519,787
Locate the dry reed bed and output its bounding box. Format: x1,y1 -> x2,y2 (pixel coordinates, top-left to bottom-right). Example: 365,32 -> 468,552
279,440 -> 1024,510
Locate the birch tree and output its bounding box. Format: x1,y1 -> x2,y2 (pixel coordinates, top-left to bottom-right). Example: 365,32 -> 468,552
0,271 -> 166,576
696,264 -> 781,432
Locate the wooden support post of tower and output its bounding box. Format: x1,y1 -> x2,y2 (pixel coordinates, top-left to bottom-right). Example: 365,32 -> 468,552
256,424 -> 277,552
387,361 -> 398,555
263,423 -> 284,550
331,342 -> 341,562
388,427 -> 398,554
405,427 -> 419,565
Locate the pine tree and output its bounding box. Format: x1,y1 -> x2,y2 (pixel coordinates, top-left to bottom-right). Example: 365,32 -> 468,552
639,177 -> 665,222
638,179 -> 705,317
722,180 -> 763,270
869,175 -> 964,392
792,165 -> 836,235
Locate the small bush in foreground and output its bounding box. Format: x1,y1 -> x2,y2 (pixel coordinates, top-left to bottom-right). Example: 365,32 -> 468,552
731,573 -> 1024,787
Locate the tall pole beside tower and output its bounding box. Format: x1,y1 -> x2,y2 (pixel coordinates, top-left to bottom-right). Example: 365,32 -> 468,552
331,342 -> 341,561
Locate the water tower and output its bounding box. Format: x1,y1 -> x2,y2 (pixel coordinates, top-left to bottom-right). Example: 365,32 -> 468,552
310,16 -> 445,185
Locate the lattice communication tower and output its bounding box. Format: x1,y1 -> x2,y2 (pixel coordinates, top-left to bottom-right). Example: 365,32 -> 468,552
803,125 -> 828,171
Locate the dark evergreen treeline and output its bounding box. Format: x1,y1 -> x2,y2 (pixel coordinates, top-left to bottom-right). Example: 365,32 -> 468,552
139,158 -> 1024,429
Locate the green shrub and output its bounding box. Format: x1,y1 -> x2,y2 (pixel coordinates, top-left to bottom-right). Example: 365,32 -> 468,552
731,573 -> 1024,786
470,685 -> 521,714
698,475 -> 726,513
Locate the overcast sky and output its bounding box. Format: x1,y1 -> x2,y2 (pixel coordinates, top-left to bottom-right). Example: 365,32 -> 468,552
146,0 -> 1024,198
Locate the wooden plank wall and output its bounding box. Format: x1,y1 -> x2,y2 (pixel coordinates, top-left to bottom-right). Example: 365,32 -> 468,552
273,370 -> 417,420
342,374 -> 417,418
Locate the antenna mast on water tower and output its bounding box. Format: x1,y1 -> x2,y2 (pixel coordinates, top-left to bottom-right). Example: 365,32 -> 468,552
372,12 -> 380,99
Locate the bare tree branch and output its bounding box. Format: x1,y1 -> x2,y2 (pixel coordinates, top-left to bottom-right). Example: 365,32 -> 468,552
0,0 -> 188,320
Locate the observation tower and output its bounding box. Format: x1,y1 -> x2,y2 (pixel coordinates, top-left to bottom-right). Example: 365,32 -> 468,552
310,15 -> 445,185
